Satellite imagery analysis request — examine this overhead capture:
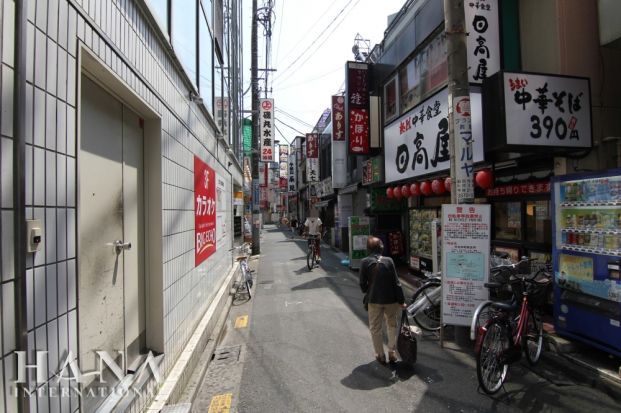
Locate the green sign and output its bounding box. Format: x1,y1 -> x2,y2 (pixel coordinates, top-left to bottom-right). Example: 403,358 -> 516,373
349,216 -> 370,268
243,118 -> 252,155
370,187 -> 407,212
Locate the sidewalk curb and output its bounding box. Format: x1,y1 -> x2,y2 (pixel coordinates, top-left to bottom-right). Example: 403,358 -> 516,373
541,347 -> 621,401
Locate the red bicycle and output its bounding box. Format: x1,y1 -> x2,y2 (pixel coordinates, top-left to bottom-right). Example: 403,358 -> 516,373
475,267 -> 552,394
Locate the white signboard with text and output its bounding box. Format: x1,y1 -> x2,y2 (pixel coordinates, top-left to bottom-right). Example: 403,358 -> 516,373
259,98 -> 275,162
384,87 -> 485,183
503,72 -> 592,148
465,0 -> 500,84
441,204 -> 490,326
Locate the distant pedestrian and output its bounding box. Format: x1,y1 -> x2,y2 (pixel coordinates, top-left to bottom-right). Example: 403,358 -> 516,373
290,218 -> 298,237
359,236 -> 406,365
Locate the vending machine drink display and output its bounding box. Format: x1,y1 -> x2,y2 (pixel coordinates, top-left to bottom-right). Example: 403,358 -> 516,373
552,170 -> 621,357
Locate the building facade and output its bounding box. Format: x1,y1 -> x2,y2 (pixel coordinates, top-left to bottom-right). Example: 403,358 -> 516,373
0,0 -> 245,411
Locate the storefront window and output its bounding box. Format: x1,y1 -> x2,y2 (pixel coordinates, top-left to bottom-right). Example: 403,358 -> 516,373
172,1 -> 198,86
384,76 -> 398,121
494,201 -> 521,240
526,200 -> 551,244
399,57 -> 421,114
147,0 -> 169,33
199,5 -> 214,114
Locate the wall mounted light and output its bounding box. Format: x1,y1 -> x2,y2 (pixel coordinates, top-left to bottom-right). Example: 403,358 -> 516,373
189,91 -> 203,105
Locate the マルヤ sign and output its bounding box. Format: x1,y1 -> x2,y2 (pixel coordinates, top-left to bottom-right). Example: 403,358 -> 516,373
195,156 -> 217,266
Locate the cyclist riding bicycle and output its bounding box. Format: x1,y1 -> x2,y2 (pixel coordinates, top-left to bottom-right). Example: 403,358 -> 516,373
303,215 -> 323,262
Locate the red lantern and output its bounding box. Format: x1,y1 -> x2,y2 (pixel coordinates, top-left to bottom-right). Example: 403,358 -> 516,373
475,169 -> 494,189
420,181 -> 432,196
401,184 -> 411,198
410,182 -> 420,196
431,179 -> 445,195
444,177 -> 452,192
386,187 -> 394,199
393,186 -> 402,199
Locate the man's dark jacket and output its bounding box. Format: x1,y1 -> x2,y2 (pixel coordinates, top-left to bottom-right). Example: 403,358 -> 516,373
359,254 -> 405,305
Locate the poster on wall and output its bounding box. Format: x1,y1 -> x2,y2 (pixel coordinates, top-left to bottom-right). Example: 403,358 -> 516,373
348,216 -> 370,270
194,156 -> 217,266
465,0 -> 500,84
216,174 -> 226,243
441,204 -> 491,326
384,87 -> 485,183
259,98 -> 275,162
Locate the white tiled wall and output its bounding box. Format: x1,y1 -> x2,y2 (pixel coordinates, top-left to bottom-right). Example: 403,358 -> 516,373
0,0 -> 236,411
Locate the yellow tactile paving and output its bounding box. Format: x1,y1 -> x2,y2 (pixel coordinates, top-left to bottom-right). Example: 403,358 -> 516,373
234,315 -> 248,328
208,393 -> 232,412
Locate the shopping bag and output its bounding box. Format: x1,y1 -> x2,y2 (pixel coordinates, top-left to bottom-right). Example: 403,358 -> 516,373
397,310 -> 417,365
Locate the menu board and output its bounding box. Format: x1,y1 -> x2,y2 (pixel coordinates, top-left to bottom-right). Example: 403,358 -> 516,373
409,209 -> 438,271
441,204 -> 491,326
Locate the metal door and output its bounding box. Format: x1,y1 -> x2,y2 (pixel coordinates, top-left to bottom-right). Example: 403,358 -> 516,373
78,75 -> 145,383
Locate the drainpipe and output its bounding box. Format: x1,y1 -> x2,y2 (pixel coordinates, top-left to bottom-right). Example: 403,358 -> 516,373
13,0 -> 29,411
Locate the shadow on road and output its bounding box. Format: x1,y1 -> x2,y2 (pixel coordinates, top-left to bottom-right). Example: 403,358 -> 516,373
340,360 -> 425,390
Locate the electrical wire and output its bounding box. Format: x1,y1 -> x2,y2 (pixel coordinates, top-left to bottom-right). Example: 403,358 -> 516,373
275,108 -> 314,129
276,65 -> 343,91
273,0 -> 358,83
276,117 -> 307,136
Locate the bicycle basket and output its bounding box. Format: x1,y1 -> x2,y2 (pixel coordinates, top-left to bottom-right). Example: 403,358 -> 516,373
510,275 -> 552,307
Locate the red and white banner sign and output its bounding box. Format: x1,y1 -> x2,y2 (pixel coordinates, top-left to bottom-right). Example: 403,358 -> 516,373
260,98 -> 275,162
306,133 -> 319,158
194,156 -> 217,266
348,108 -> 369,154
332,95 -> 345,141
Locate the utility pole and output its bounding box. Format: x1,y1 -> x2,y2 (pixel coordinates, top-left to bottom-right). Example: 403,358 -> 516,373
445,0 -> 474,204
444,0 -> 473,347
251,0 -> 261,255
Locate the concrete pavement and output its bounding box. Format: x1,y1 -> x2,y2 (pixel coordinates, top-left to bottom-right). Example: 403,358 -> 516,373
179,225 -> 621,412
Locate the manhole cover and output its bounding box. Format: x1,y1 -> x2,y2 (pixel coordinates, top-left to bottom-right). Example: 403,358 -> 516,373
211,346 -> 241,365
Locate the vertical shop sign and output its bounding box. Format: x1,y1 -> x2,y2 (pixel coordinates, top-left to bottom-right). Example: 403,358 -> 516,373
306,133 -> 319,182
332,95 -> 345,141
288,152 -> 297,193
441,204 -> 491,326
259,98 -> 275,161
279,144 -> 289,181
332,96 -> 347,188
346,62 -> 370,154
453,95 -> 475,203
194,156 -> 217,266
465,0 -> 500,84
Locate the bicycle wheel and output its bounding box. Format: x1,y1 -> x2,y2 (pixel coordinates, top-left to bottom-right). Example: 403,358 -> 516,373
472,301 -> 493,342
410,282 -> 442,331
476,321 -> 510,394
307,246 -> 315,270
523,311 -> 543,365
245,278 -> 252,299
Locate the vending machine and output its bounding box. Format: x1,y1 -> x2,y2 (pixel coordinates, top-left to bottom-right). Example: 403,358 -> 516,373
552,169 -> 621,357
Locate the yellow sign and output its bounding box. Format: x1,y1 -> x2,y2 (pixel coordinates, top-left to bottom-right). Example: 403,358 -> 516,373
559,254 -> 593,281
208,393 -> 232,413
234,315 -> 248,328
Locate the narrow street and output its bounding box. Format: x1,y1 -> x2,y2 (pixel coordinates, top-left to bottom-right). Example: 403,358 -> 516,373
190,226 -> 621,412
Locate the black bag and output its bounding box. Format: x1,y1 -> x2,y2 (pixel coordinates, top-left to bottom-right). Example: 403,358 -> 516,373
397,310 -> 417,365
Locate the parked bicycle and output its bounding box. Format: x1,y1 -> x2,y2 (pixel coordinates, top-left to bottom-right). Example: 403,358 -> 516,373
232,243 -> 253,300
475,264 -> 552,394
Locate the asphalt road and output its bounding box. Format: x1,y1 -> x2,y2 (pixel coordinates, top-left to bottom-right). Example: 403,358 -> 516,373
191,225 -> 621,412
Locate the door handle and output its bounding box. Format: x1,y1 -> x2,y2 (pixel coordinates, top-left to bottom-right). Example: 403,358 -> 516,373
114,240 -> 132,254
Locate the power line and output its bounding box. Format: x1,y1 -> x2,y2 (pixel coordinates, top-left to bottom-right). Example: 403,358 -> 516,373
273,0 -> 357,83
275,108 -> 314,129
274,123 -> 291,144
276,65 -> 343,91
275,117 -> 307,136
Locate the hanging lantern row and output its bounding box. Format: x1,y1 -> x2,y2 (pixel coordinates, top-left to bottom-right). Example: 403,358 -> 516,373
385,169 -> 493,199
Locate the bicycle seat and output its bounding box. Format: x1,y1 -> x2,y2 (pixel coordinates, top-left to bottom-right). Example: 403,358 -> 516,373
236,256 -> 248,262
484,282 -> 503,289
490,301 -> 519,312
